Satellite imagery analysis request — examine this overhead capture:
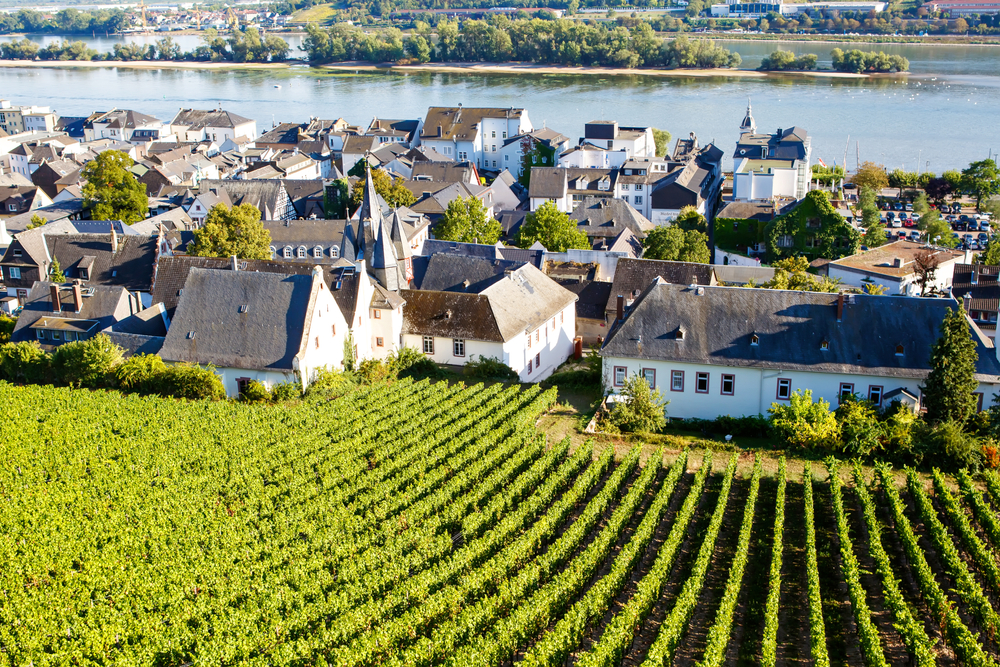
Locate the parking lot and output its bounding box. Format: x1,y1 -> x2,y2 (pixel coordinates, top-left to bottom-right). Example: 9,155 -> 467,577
879,199 -> 993,251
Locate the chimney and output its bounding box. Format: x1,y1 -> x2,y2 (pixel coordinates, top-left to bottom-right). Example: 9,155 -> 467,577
110,226 -> 119,253
50,284 -> 61,313
616,294 -> 624,322
72,281 -> 83,312
836,292 -> 845,322
230,254 -> 239,271
963,292 -> 972,312
893,257 -> 903,269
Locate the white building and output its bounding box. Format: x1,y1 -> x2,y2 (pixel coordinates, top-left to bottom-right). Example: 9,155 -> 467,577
579,120 -> 654,159
731,102 -> 812,202
419,106 -> 532,171
601,279 -> 1000,419
400,263 -> 577,382
827,240 -> 967,297
169,108 -> 258,143
159,265 -> 347,397
83,109 -> 164,144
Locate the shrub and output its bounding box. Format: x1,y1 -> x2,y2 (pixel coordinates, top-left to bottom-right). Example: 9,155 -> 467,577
0,341 -> 51,383
464,355 -> 518,381
158,363 -> 226,400
543,368 -> 600,391
769,390 -> 840,450
240,380 -> 271,403
982,441 -> 1000,470
835,395 -> 884,457
270,382 -> 301,402
713,414 -> 771,438
0,314 -> 14,344
51,334 -> 124,388
305,366 -> 354,398
114,353 -> 167,393
603,373 -> 667,434
390,346 -> 444,380
882,405 -> 921,462
915,419 -> 981,470
356,357 -> 397,384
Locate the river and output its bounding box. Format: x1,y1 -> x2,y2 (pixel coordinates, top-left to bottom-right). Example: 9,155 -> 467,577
1,35 -> 999,172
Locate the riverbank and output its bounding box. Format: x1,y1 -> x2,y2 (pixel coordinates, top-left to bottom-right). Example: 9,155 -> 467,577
321,60 -> 871,79
0,59 -> 290,70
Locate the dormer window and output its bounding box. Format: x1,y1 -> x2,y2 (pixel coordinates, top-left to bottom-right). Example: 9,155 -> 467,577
270,245 -> 276,258
750,334 -> 759,346
896,345 -> 904,355
331,245 -> 340,258
676,328 -> 685,341
820,340 -> 829,351
12,248 -> 22,257
313,246 -> 323,258
297,246 -> 307,259
283,246 -> 292,258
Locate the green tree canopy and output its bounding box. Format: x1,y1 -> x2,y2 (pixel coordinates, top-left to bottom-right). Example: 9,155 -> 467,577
652,128 -> 672,158
188,203 -> 272,260
921,306 -> 980,425
918,210 -> 957,248
850,161 -> 889,192
349,168 -> 416,213
81,149 -> 148,224
516,201 -> 589,251
976,236 -> 1000,266
641,225 -> 709,263
48,258 -> 66,282
961,159 -> 1000,211
435,196 -> 502,245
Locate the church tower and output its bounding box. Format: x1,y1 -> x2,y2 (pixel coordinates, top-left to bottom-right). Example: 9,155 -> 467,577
740,98 -> 756,135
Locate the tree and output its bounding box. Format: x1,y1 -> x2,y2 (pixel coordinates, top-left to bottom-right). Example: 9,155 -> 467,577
961,159 -> 1000,211
188,203 -> 272,260
912,191 -> 930,216
349,168 -> 416,213
652,128 -> 672,158
325,178 -> 349,218
81,149 -> 148,224
603,373 -> 667,434
851,161 -> 889,192
921,306 -> 980,425
674,206 -> 707,233
516,201 -> 589,251
925,177 -> 953,202
641,225 -> 709,263
0,314 -> 15,345
913,249 -> 942,296
48,258 -> 66,282
918,210 -> 956,248
51,333 -> 124,388
435,196 -> 501,245
26,214 -> 46,230
857,186 -> 884,247
976,236 -> 1000,266
768,389 -> 841,450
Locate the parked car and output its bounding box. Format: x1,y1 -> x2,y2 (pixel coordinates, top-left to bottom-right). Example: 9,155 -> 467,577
952,203 -> 963,213
905,203 -> 913,212
894,202 -> 904,211
970,240 -> 980,250
891,219 -> 903,228
954,222 -> 967,232
979,233 -> 989,243
887,211 -> 896,221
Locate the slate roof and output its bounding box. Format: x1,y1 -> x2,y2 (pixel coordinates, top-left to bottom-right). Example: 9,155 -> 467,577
601,281 -> 1000,381
953,263 -> 1000,312
401,290 -> 504,342
159,268 -> 315,371
413,253 -> 524,292
606,258 -> 716,319
46,234 -> 158,291
256,122 -> 303,146
411,161 -> 477,184
11,281 -> 133,345
86,109 -> 160,130
734,126 -> 809,161
570,197 -> 655,240
830,240 -> 964,280
417,239 -> 544,268
555,279 -> 612,320
172,108 -> 252,131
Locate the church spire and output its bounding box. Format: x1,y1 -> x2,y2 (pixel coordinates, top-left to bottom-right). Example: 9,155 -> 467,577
740,97 -> 756,135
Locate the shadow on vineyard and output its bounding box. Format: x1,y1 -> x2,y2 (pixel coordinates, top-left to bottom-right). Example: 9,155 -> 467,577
5,379 -> 1000,665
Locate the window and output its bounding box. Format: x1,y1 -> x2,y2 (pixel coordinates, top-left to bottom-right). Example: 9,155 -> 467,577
527,333 -> 532,349
422,336 -> 434,354
331,324 -> 336,335
634,196 -> 643,206
776,378 -> 792,400
527,362 -> 533,375
269,246 -> 276,258
622,184 -> 629,191
491,145 -> 496,152
721,374 -> 735,396
607,140 -> 614,149
502,132 -> 507,139
7,204 -> 15,212
750,334 -> 759,346
676,329 -> 684,341
614,366 -> 627,386
670,371 -> 684,391
458,151 -> 467,161
315,337 -> 320,349
635,184 -> 643,192
373,309 -> 381,319
64,332 -> 75,342
696,372 -> 709,393
376,337 -> 384,347
561,311 -> 564,324
535,331 -> 539,343
331,245 -> 340,258
453,339 -> 465,357
642,368 -> 655,389
868,385 -> 883,406
79,268 -> 89,281
895,345 -> 904,355
535,353 -> 540,369
505,155 -> 509,162
313,246 -> 323,258
777,234 -> 794,248
283,246 -> 293,258
491,131 -> 496,138
839,383 -> 855,402
236,378 -> 251,396
12,249 -> 22,257
36,329 -> 45,339
297,246 -> 307,259
9,267 -> 20,279
820,340 -> 829,351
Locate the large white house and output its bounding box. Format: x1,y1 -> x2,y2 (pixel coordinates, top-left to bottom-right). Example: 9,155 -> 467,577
419,106 -> 532,171
401,263 -> 577,382
159,265 -> 346,396
83,109 -> 165,144
731,102 -> 812,202
601,279 -> 1000,419
169,108 -> 258,143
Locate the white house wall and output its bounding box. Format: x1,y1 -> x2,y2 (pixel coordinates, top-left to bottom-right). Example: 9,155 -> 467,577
298,281 -> 348,388
603,355 -> 1000,420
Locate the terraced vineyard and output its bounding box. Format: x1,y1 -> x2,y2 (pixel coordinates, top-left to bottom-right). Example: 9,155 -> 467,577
6,379 -> 1000,666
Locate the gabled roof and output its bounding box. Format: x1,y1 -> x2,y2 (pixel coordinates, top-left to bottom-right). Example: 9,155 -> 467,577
46,233 -> 159,291
86,109 -> 160,130
606,258 -> 716,319
413,253 -> 523,292
171,108 -> 253,131
11,281 -> 134,345
570,196 -> 654,240
159,267 -> 316,371
420,107 -> 525,142
601,281 -> 1000,382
